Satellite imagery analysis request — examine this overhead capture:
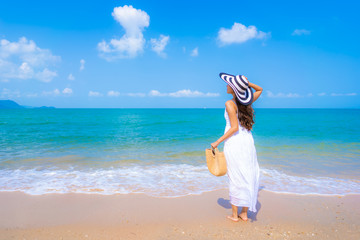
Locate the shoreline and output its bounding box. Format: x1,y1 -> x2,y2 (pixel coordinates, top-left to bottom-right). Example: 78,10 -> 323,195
2,163 -> 359,197
1,189 -> 359,239
1,187 -> 360,198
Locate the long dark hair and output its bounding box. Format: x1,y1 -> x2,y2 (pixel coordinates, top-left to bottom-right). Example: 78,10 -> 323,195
234,98 -> 255,131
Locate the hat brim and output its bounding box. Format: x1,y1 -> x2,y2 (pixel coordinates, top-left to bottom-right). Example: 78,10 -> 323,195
219,73 -> 253,105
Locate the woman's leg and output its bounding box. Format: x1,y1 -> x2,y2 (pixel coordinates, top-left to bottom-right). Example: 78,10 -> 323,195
226,204 -> 240,222
239,207 -> 248,221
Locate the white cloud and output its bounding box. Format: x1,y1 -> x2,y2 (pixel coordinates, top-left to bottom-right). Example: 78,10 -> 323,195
2,87 -> 79,98
62,88 -> 73,95
266,91 -> 357,98
0,88 -> 21,98
86,90 -> 219,98
97,5 -> 150,60
149,89 -> 219,97
107,90 -> 120,97
217,23 -> 270,45
127,92 -> 146,97
25,93 -> 38,98
0,37 -> 60,82
18,62 -> 34,79
190,47 -> 198,57
80,59 -> 85,71
149,90 -> 165,97
330,92 -> 357,96
266,90 -> 301,98
42,89 -> 60,96
35,68 -> 57,83
150,34 -> 170,57
111,5 -> 149,36
89,91 -> 103,97
68,73 -> 75,80
292,29 -> 311,36
169,89 -> 219,97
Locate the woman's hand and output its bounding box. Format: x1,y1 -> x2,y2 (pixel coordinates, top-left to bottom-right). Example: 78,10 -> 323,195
211,141 -> 220,149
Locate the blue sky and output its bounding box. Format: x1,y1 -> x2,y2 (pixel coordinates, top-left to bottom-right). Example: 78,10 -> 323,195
0,0 -> 359,108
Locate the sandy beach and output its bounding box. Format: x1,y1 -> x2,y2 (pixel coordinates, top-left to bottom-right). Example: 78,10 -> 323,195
0,189 -> 359,240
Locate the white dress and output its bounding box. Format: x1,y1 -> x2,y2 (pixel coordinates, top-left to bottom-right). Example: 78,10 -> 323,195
223,100 -> 260,212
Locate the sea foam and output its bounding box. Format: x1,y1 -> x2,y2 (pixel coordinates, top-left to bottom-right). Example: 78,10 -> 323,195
0,164 -> 359,197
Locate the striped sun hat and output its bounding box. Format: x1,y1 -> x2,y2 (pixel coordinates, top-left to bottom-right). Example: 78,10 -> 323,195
219,72 -> 253,105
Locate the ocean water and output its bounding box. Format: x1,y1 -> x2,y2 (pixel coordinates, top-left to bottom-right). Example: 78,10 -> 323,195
0,108 -> 359,197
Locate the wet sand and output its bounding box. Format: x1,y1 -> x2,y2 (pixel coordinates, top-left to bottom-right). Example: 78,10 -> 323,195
0,189 -> 359,239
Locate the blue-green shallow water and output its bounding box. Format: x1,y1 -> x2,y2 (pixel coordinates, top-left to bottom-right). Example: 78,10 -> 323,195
0,108 -> 359,197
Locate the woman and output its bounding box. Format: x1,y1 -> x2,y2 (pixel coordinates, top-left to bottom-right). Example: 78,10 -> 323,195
211,73 -> 263,222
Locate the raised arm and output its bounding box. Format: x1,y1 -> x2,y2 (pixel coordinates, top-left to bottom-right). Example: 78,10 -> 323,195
248,81 -> 263,103
211,101 -> 239,148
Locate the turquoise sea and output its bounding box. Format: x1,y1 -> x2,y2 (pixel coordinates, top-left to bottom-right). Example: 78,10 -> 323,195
0,108 -> 359,197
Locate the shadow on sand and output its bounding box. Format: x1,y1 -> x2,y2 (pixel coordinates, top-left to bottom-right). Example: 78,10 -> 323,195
217,186 -> 265,222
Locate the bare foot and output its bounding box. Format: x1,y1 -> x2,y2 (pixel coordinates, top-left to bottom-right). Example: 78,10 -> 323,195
227,215 -> 240,222
238,212 -> 248,221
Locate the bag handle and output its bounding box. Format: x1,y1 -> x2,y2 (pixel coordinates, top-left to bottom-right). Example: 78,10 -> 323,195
211,146 -> 218,155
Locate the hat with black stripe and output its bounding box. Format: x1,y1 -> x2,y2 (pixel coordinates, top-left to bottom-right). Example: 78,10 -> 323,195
219,72 -> 253,105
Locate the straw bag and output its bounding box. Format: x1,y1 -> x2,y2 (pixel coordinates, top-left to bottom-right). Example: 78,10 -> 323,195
205,147 -> 227,176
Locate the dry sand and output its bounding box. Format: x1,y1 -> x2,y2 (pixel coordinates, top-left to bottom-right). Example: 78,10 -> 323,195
0,189 -> 359,239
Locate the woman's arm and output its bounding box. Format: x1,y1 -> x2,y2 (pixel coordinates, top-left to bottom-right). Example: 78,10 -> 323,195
248,81 -> 263,103
211,101 -> 239,148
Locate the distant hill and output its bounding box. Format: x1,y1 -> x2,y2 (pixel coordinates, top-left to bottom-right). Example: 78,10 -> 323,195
0,100 -> 55,109
36,106 -> 56,109
0,100 -> 24,109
